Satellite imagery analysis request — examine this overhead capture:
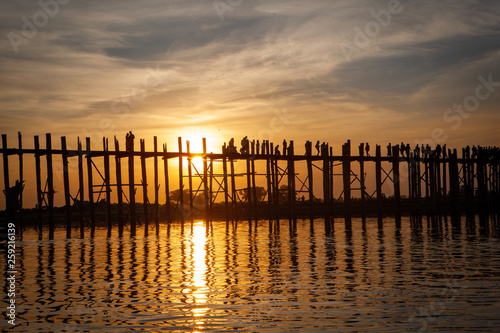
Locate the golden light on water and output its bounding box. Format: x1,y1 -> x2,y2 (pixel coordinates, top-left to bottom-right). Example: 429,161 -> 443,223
190,221 -> 210,325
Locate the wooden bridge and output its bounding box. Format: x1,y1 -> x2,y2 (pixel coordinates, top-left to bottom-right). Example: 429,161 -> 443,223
1,132 -> 499,239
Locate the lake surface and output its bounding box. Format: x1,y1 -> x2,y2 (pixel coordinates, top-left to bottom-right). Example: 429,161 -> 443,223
2,216 -> 500,332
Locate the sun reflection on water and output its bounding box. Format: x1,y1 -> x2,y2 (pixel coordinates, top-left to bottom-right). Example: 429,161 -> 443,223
189,221 -> 210,327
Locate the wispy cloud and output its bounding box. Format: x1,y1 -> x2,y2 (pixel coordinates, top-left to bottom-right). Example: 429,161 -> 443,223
0,0 -> 499,149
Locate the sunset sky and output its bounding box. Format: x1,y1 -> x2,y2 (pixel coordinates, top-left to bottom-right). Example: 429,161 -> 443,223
1,0 -> 499,153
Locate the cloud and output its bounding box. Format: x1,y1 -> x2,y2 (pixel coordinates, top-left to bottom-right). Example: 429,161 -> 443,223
0,0 -> 499,150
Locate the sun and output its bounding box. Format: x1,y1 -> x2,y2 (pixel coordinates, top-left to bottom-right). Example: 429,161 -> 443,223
190,156 -> 204,172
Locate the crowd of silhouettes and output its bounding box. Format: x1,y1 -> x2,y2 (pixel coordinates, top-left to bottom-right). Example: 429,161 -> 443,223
221,137 -> 499,161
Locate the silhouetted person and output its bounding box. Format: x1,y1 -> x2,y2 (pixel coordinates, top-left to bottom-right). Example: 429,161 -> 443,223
472,146 -> 478,158
283,139 -> 287,156
275,145 -> 280,156
305,140 -> 311,156
256,140 -> 260,155
251,140 -> 255,155
315,140 -> 320,156
436,144 -> 442,158
261,141 -> 266,155
387,143 -> 392,157
229,138 -> 236,153
126,131 -> 135,151
365,142 -> 370,156
320,142 -> 326,155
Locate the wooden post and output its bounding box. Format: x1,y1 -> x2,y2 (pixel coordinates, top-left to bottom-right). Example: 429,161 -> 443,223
128,134 -> 136,236
408,151 -> 413,214
77,138 -> 84,238
153,136 -> 159,234
342,141 -> 351,224
61,136 -> 71,238
429,151 -> 436,214
222,148 -> 229,223
442,153 -> 447,214
287,141 -> 296,221
436,151 -> 442,213
322,143 -> 330,223
46,133 -> 54,239
271,143 -> 279,221
251,156 -> 257,221
230,156 -> 237,221
464,147 -> 473,212
376,145 -> 383,218
266,143 -> 273,221
246,156 -> 252,223
424,151 -> 430,212
163,143 -> 172,225
115,137 -> 124,236
392,145 -> 401,220
17,132 -> 24,235
140,139 -> 149,236
415,148 -> 422,214
2,135 -> 10,219
359,143 -> 366,219
329,146 -> 334,211
186,140 -> 193,216
449,149 -> 460,214
203,138 -> 209,220
34,136 -> 43,239
477,148 -> 488,213
103,138 -> 112,237
306,141 -> 314,218
86,137 -> 95,237
209,154 -> 214,222
178,137 -> 184,223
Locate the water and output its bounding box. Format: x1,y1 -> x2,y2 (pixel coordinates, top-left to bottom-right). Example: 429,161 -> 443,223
2,216 -> 500,332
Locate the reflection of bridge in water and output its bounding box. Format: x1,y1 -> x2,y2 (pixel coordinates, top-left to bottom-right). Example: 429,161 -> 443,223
1,132 -> 499,239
